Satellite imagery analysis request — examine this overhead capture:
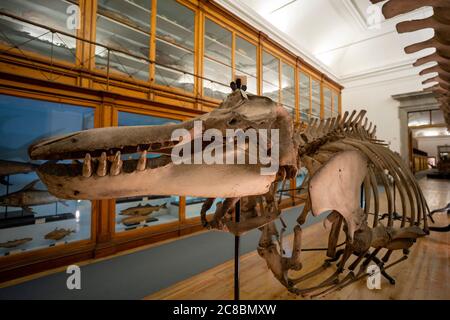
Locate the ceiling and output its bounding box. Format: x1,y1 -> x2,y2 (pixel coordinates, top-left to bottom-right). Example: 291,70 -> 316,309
221,0 -> 436,87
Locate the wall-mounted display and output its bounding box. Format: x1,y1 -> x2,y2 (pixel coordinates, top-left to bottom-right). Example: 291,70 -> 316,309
0,0 -> 77,63
114,111 -> 180,233
0,95 -> 93,256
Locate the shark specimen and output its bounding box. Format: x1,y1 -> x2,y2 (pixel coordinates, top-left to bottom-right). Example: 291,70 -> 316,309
0,159 -> 38,185
0,179 -> 65,211
28,82 -> 437,297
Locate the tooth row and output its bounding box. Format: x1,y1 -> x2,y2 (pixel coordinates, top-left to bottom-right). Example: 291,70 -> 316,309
82,151 -> 148,178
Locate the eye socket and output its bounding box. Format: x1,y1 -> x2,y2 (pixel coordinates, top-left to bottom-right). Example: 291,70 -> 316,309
228,118 -> 238,126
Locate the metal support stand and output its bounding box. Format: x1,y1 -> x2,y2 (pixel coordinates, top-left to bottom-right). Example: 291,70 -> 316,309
234,199 -> 241,301
360,184 -> 364,208
5,175 -> 10,219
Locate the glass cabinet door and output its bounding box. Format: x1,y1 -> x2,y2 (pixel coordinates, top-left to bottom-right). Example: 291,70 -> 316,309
235,36 -> 257,95
311,78 -> 321,120
299,72 -> 311,122
185,197 -> 223,220
0,0 -> 77,62
155,0 -> 195,92
281,62 -> 295,117
114,112 -> 180,233
323,87 -> 332,119
95,0 -> 151,81
262,51 -> 280,103
203,18 -> 232,100
0,95 -> 94,256
332,92 -> 339,117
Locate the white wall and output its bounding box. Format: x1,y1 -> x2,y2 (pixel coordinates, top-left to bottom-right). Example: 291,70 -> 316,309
342,70 -> 424,155
417,137 -> 450,161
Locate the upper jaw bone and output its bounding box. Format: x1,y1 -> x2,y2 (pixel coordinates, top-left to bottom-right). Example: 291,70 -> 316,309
28,121 -> 194,160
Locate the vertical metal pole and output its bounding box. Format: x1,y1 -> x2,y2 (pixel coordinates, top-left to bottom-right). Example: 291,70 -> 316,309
360,184 -> 364,208
234,199 -> 241,301
5,175 -> 9,219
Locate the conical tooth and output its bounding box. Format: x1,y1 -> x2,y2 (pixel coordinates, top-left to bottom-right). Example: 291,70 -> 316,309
82,153 -> 92,178
110,151 -> 122,176
137,150 -> 147,171
97,152 -> 107,177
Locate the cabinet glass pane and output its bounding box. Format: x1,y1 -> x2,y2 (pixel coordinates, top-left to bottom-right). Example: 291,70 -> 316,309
97,0 -> 151,32
281,63 -> 295,116
0,0 -> 77,63
203,58 -> 232,100
408,111 -> 430,127
431,109 -> 445,125
262,51 -> 279,102
115,112 -> 181,233
332,92 -> 339,116
185,197 -> 224,220
0,95 -> 93,256
299,72 -> 310,122
235,36 -> 257,95
155,0 -> 195,92
95,1 -> 151,81
204,19 -> 232,99
204,19 -> 232,65
311,78 -> 321,118
323,87 -> 332,119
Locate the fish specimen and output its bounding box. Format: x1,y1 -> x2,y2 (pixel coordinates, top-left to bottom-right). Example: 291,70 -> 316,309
121,215 -> 156,226
119,203 -> 167,216
44,228 -> 75,241
0,159 -> 38,185
0,237 -> 32,248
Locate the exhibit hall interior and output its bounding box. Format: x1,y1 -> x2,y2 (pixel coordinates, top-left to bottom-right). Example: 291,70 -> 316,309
0,0 -> 448,305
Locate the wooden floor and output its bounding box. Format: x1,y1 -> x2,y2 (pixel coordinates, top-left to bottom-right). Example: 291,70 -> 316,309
146,176 -> 450,300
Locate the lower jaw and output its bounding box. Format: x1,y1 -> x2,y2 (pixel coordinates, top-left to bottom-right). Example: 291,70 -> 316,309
37,163 -> 276,200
